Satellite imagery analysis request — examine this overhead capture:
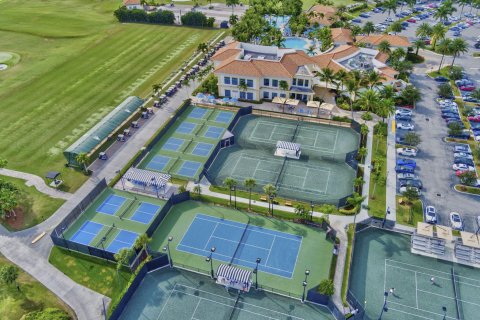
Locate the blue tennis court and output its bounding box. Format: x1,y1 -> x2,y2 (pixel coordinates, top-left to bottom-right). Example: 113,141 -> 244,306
145,155 -> 171,172
215,111 -> 234,123
107,230 -> 139,254
176,122 -> 197,135
188,107 -> 208,119
96,194 -> 126,215
203,126 -> 224,139
177,161 -> 202,177
177,214 -> 302,278
70,221 -> 104,245
162,137 -> 184,152
191,142 -> 213,157
131,203 -> 161,224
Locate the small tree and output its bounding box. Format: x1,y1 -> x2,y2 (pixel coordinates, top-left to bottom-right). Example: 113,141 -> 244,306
353,177 -> 365,193
458,171 -> 477,186
244,178 -> 257,210
448,122 -> 464,137
75,152 -> 89,174
402,187 -> 419,205
114,248 -> 133,286
360,124 -> 369,145
0,158 -> 7,168
294,204 -> 308,222
263,184 -> 277,216
404,132 -> 421,147
470,88 -> 480,101
357,147 -> 368,163
438,83 -> 453,98
318,279 -> 334,296
192,184 -> 202,195
178,185 -> 187,193
449,66 -> 464,80
134,233 -> 152,254
0,265 -> 19,291
346,192 -> 365,213
223,177 -> 237,206
279,80 -> 289,112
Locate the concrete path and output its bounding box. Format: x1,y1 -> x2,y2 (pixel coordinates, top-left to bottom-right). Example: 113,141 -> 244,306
0,168 -> 72,200
385,117 -> 397,222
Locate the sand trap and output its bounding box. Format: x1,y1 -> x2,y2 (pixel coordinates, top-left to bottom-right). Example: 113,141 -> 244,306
0,64 -> 8,71
0,52 -> 13,63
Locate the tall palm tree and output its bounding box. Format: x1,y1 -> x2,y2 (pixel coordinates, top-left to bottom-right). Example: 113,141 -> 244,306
366,70 -> 385,89
378,40 -> 391,55
334,69 -> 348,91
226,0 -> 240,15
263,184 -> 277,216
316,68 -> 336,98
357,148 -> 368,164
223,177 -> 237,206
389,21 -> 402,35
377,98 -> 395,123
244,178 -> 257,210
437,38 -> 452,72
134,233 -> 152,255
360,124 -> 369,145
384,0 -> 398,17
344,70 -> 363,119
363,22 -> 375,36
412,38 -> 426,55
75,152 -> 89,174
346,192 -> 366,213
279,80 -> 289,112
431,23 -> 447,50
449,38 -> 468,68
381,85 -> 396,100
415,23 -> 432,39
358,89 -> 380,113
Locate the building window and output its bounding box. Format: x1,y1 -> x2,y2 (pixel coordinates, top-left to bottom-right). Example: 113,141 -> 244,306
304,79 -> 309,87
247,92 -> 254,100
224,77 -> 231,85
247,79 -> 254,88
240,91 -> 246,99
272,79 -> 278,87
263,91 -> 269,99
297,79 -> 304,86
280,93 -> 286,98
292,79 -> 297,86
225,89 -> 231,97
264,78 -> 270,86
271,92 -> 278,98
232,78 -> 238,85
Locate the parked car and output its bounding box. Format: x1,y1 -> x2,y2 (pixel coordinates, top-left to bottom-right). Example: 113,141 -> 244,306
397,158 -> 416,168
449,212 -> 464,230
425,206 -> 437,224
454,157 -> 475,166
434,76 -> 449,82
397,173 -> 418,180
407,18 -> 416,23
468,115 -> 480,122
399,186 -> 421,194
447,121 -> 465,129
452,162 -> 475,171
396,108 -> 413,116
396,115 -> 412,121
352,18 -> 362,23
396,122 -> 414,130
397,148 -> 417,157
454,145 -> 471,153
399,179 -> 423,189
396,165 -> 415,173
454,152 -> 474,160
460,85 -> 476,91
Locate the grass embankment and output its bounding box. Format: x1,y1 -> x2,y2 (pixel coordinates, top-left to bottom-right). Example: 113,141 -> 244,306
368,128 -> 387,219
0,254 -> 72,319
341,224 -> 354,306
49,247 -> 132,315
395,197 -> 423,227
0,0 -> 220,191
0,175 -> 64,230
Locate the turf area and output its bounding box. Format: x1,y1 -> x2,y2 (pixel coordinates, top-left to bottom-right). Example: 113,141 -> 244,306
0,0 -> 222,190
149,200 -> 334,296
0,253 -> 72,319
349,227 -> 480,320
0,174 -> 65,230
368,131 -> 387,219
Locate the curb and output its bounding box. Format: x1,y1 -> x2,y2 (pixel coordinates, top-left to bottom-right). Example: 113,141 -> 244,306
453,184 -> 480,197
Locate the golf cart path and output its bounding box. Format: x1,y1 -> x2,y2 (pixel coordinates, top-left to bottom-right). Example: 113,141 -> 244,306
0,168 -> 72,200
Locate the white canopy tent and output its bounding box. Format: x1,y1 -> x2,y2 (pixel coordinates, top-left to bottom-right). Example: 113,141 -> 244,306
216,264 -> 252,292
123,168 -> 171,188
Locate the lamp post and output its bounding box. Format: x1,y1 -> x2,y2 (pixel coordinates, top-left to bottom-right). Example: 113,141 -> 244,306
310,201 -> 314,221
304,269 -> 310,282
442,306 -> 447,320
115,170 -> 125,190
301,280 -> 307,303
231,186 -> 237,209
270,195 -> 274,216
162,236 -> 173,267
378,291 -> 389,320
151,177 -> 159,198
254,257 -> 261,290
100,236 -> 107,261
206,246 -> 216,279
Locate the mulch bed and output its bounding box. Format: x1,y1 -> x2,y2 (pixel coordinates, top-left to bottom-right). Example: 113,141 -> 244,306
3,207 -> 24,230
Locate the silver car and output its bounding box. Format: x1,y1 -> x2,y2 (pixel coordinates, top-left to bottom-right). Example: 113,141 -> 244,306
425,206 -> 437,224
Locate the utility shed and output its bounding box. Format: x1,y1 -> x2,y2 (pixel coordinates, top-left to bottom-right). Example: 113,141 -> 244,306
64,96 -> 143,166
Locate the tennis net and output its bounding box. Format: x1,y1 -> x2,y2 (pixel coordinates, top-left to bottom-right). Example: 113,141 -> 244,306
227,292 -> 241,320
120,198 -> 137,219
451,267 -> 462,320
229,217 -> 250,265
274,157 -> 287,188
291,121 -> 300,142
96,223 -> 116,247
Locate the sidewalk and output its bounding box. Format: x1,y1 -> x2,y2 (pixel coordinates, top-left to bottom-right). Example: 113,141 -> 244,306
385,117 -> 397,222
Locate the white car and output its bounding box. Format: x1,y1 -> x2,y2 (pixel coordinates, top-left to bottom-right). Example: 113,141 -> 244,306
397,122 -> 414,130
397,173 -> 418,180
397,148 -> 417,157
399,186 -> 421,195
452,163 -> 475,171
425,206 -> 437,224
450,212 -> 464,230
454,153 -> 474,160
396,108 -> 412,116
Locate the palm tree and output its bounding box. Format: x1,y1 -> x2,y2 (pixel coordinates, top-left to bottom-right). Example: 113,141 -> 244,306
75,152 -> 89,174
365,70 -> 385,89
353,177 -> 365,193
377,98 -> 395,123
263,184 -> 277,216
197,42 -> 208,53
307,45 -> 316,56
384,0 -> 398,17
363,22 -> 375,36
381,85 -> 396,100
449,38 -> 468,68
360,124 -> 369,145
316,68 -> 336,98
431,23 -> 447,50
226,0 -> 240,15
279,80 -> 289,112
344,70 -> 363,119
346,192 -> 365,213
401,85 -> 421,107
223,177 -> 237,206
334,69 -> 348,92
134,233 -> 151,255
238,81 -> 248,100
412,38 -> 426,55
415,23 -> 432,39
358,89 -> 380,113
389,21 -> 402,35
357,147 -> 368,164
152,83 -> 161,94
114,248 -> 133,286
378,40 -> 391,55
437,38 -> 452,72
193,184 -> 202,195
294,204 -> 308,221
244,178 -> 257,210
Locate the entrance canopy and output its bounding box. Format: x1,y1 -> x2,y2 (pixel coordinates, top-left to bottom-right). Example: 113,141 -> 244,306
436,225 -> 453,241
417,222 -> 433,238
460,231 -> 480,249
123,168 -> 170,188
276,141 -> 300,151
216,264 -> 252,292
307,101 -> 321,108
272,96 -> 288,104
320,103 -> 335,112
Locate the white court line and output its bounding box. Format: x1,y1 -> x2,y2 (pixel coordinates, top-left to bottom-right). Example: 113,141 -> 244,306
209,235 -> 271,251
415,271 -> 419,309
203,221 -> 219,251
264,235 -> 276,267
156,283 -> 178,320
332,128 -> 339,154
190,299 -> 201,320
323,170 -> 331,195
388,301 -> 457,320
388,306 -> 456,320
301,168 -> 309,189
384,259 -> 387,293
416,289 -> 480,307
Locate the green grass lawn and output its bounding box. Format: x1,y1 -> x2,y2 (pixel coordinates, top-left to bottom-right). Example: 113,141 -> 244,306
0,254 -> 73,319
395,198 -> 423,227
368,133 -> 387,219
0,0 -> 221,191
48,247 -> 131,314
302,0 -> 356,9
0,174 -> 65,230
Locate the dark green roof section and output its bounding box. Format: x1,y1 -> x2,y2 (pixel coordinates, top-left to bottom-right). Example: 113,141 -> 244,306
64,96 -> 144,165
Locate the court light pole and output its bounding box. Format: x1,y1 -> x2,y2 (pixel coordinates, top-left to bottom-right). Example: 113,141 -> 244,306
304,269 -> 310,283
301,280 -> 307,303
100,236 -> 107,261
151,177 -> 159,198
115,170 -> 125,190
162,236 -> 173,267
310,201 -> 314,221
270,195 -> 274,216
378,291 -> 389,320
442,306 -> 447,320
206,246 -> 216,279
254,257 -> 261,290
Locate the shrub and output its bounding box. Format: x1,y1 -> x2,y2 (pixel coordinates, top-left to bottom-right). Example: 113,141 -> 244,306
438,83 -> 453,98
332,116 -> 352,123
361,112 -> 373,121
318,279 -> 335,296
22,308 -> 71,320
406,53 -> 424,64
193,74 -> 218,96
181,11 -> 213,27
373,122 -> 388,137
113,7 -> 175,25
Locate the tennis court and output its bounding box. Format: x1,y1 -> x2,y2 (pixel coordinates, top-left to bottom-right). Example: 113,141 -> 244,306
106,230 -> 139,254
118,267 -> 335,320
70,221 -> 103,245
206,115 -> 359,204
96,194 -> 126,215
349,227 -> 480,320
138,106 -> 236,180
131,203 -> 161,224
177,214 -> 301,278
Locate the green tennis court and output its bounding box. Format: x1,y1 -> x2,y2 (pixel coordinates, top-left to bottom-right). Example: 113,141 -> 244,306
148,200 -> 334,296
349,227 -> 480,320
207,115 -> 359,204
63,188 -> 166,253
118,267 -> 335,320
138,105 -> 236,180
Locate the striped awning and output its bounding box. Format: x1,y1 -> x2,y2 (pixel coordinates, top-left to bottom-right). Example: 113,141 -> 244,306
123,168 -> 171,188
216,264 -> 251,284
276,141 -> 300,151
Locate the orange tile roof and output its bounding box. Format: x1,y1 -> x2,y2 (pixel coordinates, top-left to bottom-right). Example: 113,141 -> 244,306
124,0 -> 141,5
211,49 -> 241,62
331,28 -> 353,43
375,52 -> 389,63
307,5 -> 337,26
215,60 -> 263,77
356,35 -> 411,47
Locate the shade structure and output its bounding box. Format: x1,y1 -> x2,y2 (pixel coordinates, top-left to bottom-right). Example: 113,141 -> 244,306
123,168 -> 170,188
307,100 -> 321,108
196,93 -> 206,99
436,225 -> 453,241
216,264 -> 251,286
416,222 -> 433,238
276,141 -> 301,151
45,171 -> 61,180
272,96 -> 288,104
320,103 -> 335,112
286,99 -> 299,106
460,231 -> 480,249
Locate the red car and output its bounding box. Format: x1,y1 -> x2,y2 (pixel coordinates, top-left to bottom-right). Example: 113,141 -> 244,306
468,115 -> 480,122
424,39 -> 431,45
460,85 -> 475,91
407,18 -> 416,23
456,169 -> 474,177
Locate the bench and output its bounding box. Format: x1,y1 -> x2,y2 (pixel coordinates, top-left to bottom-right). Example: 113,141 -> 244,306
260,196 -> 267,201
285,201 -> 292,207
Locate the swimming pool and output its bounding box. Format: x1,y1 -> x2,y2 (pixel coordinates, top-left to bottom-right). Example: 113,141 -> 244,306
283,37 -> 310,51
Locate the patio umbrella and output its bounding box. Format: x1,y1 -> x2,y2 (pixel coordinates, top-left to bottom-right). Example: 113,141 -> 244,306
196,93 -> 206,99
222,97 -> 230,103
